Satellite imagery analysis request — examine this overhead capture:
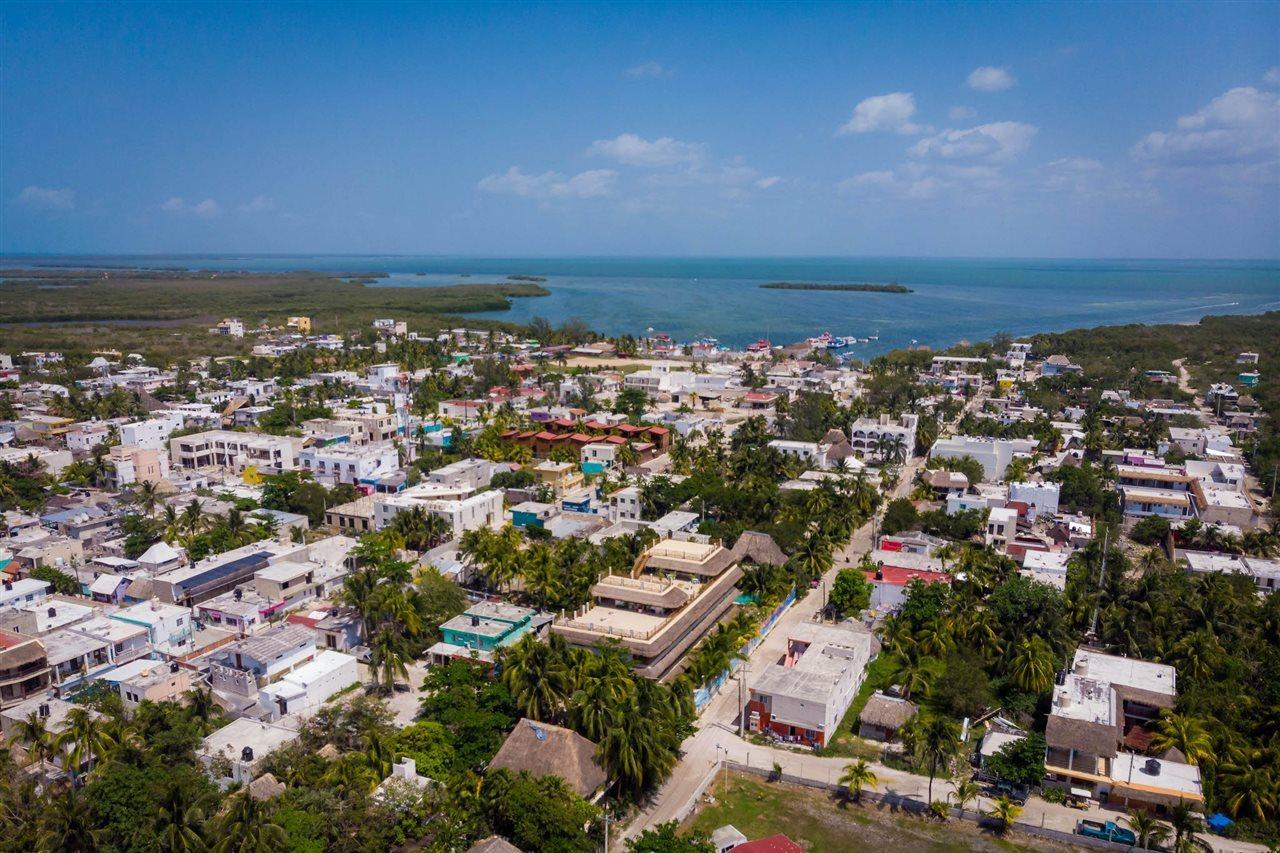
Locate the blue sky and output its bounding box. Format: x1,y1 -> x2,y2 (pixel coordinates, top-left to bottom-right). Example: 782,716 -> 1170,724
2,1 -> 1278,257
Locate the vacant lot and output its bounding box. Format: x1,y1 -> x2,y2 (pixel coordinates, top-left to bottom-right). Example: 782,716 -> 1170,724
682,773 -> 1082,853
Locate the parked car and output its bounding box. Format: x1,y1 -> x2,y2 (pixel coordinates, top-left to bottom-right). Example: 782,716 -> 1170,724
1076,819 -> 1137,845
992,780 -> 1029,805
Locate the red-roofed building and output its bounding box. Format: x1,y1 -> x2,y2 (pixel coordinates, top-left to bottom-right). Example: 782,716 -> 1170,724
733,835 -> 805,853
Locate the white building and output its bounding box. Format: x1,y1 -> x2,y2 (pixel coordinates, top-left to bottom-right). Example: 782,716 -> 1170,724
1008,481 -> 1060,518
0,578 -> 51,610
849,414 -> 918,459
608,486 -> 642,522
374,485 -> 502,537
299,442 -> 400,486
256,650 -> 358,720
746,621 -> 874,748
1183,551 -> 1279,595
120,412 -> 185,450
767,440 -> 828,470
199,717 -> 301,785
169,430 -> 303,473
110,599 -> 193,656
930,435 -> 1037,482
986,506 -> 1018,549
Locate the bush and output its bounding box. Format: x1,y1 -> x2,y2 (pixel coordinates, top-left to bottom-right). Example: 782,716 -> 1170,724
1039,786 -> 1066,804
881,498 -> 920,535
985,732 -> 1047,786
828,567 -> 873,618
1129,515 -> 1171,546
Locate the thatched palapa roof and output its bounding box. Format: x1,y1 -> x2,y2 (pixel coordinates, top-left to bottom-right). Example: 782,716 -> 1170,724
859,694 -> 918,730
731,531 -> 788,567
487,719 -> 607,799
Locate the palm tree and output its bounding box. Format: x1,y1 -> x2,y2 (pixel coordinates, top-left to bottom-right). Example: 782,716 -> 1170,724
501,633 -> 572,721
950,777 -> 981,820
1124,809 -> 1170,850
13,711 -> 57,768
891,643 -> 932,700
156,779 -> 215,852
1150,712 -> 1213,766
1168,801 -> 1202,853
919,717 -> 961,803
368,626 -> 411,693
212,791 -> 287,853
985,795 -> 1022,835
55,707 -> 114,779
1217,758 -> 1278,822
838,759 -> 877,804
1007,636 -> 1056,695
36,789 -> 99,853
132,479 -> 162,516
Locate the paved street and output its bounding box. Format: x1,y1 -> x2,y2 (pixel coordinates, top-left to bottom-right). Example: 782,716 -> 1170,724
625,386 -> 1266,852
627,391 -> 983,838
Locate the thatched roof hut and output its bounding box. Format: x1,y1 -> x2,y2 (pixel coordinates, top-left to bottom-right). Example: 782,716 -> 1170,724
488,719 -> 607,799
731,531 -> 788,567
859,694 -> 918,732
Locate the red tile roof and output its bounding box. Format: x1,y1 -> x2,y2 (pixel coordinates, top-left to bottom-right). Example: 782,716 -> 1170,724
865,567 -> 952,586
733,836 -> 806,853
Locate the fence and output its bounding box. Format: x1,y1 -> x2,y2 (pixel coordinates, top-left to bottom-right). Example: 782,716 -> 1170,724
694,585 -> 797,710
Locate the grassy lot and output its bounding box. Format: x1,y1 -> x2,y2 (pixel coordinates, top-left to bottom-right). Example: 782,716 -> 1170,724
683,773 -> 1074,852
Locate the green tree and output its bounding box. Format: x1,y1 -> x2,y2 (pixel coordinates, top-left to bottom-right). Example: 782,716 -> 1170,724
626,821 -> 714,853
918,717 -> 962,803
985,795 -> 1022,835
983,732 -> 1046,787
1124,809 -> 1170,851
838,758 -> 878,803
828,567 -> 873,618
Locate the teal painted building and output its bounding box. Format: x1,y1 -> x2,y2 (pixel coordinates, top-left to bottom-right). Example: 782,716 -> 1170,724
438,601 -> 542,655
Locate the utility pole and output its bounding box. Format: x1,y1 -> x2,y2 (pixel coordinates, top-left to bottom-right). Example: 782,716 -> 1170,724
602,807 -> 609,853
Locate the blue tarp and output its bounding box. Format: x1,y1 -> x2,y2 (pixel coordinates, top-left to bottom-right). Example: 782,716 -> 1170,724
1206,813 -> 1233,832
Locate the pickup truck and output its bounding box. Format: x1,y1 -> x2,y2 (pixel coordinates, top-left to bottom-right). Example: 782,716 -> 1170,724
1076,819 -> 1138,845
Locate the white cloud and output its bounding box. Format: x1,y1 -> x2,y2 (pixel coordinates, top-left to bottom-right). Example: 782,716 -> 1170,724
625,61 -> 671,79
1042,157 -> 1105,193
16,185 -> 75,210
161,196 -> 221,217
837,92 -> 929,135
1131,87 -> 1280,170
967,66 -> 1016,92
948,105 -> 977,122
755,176 -> 782,189
910,121 -> 1038,162
240,195 -> 275,213
586,133 -> 705,167
837,171 -> 898,193
477,167 -> 617,199
1265,67 -> 1280,86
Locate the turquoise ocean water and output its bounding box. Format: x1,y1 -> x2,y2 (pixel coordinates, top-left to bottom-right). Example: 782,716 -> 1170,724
5,255 -> 1279,356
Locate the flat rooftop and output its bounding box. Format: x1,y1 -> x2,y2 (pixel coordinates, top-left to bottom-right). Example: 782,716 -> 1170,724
1110,753 -> 1202,799
566,605 -> 666,638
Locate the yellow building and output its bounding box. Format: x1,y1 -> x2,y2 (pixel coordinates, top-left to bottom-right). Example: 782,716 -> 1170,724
533,460 -> 584,496
287,317 -> 312,334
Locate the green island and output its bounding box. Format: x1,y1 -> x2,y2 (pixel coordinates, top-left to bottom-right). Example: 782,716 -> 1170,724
760,281 -> 913,293
0,268 -> 548,360
506,274 -> 547,282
